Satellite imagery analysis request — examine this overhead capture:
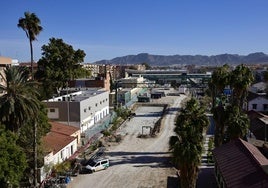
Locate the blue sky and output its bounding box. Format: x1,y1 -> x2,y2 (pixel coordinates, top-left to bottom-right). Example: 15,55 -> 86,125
1,0 -> 268,63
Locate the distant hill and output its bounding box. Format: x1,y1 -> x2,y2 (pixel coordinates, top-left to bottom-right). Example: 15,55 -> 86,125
94,52 -> 268,66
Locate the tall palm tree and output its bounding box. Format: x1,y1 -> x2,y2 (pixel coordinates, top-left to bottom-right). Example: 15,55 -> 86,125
210,64 -> 230,108
0,66 -> 41,187
225,106 -> 249,140
0,66 -> 40,132
169,98 -> 209,188
210,64 -> 253,147
230,64 -> 254,108
18,12 -> 43,77
210,65 -> 230,147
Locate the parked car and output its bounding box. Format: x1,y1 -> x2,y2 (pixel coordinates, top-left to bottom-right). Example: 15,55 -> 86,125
85,158 -> 109,172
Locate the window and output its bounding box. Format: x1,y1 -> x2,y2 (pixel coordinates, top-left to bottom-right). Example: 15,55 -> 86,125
84,109 -> 87,112
95,103 -> 98,107
50,108 -> 55,112
88,106 -> 91,110
71,145 -> 74,154
101,160 -> 108,165
264,104 -> 268,111
61,150 -> 64,159
252,104 -> 257,110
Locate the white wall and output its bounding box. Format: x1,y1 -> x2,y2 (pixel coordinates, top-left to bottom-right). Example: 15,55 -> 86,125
44,139 -> 78,166
248,97 -> 268,112
47,108 -> 59,119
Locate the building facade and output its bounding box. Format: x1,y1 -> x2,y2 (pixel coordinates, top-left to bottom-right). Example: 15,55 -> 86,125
44,88 -> 109,133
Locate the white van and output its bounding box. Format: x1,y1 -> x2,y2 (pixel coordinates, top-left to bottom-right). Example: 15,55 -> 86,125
85,158 -> 109,172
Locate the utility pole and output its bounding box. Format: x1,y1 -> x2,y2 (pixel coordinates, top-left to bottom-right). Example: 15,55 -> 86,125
114,81 -> 118,110
67,81 -> 70,125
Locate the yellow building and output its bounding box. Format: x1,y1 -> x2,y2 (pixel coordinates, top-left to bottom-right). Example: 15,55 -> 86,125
0,56 -> 12,93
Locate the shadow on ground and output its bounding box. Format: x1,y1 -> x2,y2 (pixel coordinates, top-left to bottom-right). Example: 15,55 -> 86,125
197,167 -> 217,188
167,176 -> 179,188
106,151 -> 173,169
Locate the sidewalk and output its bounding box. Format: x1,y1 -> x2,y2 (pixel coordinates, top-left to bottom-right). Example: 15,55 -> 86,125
197,134 -> 217,188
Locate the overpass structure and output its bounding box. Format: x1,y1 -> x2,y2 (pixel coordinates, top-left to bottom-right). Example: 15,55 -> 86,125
125,69 -> 212,87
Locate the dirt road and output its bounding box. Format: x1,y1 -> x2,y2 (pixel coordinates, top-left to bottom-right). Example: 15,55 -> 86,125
68,94 -> 187,188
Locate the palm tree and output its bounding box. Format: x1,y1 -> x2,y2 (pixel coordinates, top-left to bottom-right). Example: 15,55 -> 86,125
210,65 -> 230,147
0,66 -> 41,187
225,106 -> 249,140
18,12 -> 43,77
210,64 -> 230,108
210,64 -> 253,147
169,98 -> 209,188
230,64 -> 254,108
0,66 -> 40,132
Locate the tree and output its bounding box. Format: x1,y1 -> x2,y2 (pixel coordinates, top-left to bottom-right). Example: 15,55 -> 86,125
210,64 -> 253,147
0,66 -> 45,187
225,106 -> 249,140
17,104 -> 51,186
36,37 -> 86,99
210,64 -> 230,108
209,65 -> 230,147
0,66 -> 40,132
142,62 -> 151,70
18,12 -> 43,76
169,98 -> 209,188
0,125 -> 27,187
230,64 -> 254,108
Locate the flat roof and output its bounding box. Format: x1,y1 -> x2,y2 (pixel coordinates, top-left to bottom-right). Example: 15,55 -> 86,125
46,89 -> 107,102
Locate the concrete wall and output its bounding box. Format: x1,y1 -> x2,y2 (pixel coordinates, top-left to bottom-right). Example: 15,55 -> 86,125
248,97 -> 268,112
44,139 -> 78,166
44,90 -> 109,132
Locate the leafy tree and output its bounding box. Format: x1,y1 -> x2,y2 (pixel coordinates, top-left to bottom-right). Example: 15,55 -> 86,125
18,12 -> 43,76
36,37 -> 86,99
263,71 -> 268,82
128,65 -> 137,70
142,62 -> 151,70
0,126 -> 27,187
169,98 -> 209,188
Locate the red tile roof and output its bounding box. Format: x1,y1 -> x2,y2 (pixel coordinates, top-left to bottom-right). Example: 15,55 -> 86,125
42,131 -> 76,154
42,122 -> 79,154
50,121 -> 80,136
213,139 -> 268,188
247,111 -> 268,140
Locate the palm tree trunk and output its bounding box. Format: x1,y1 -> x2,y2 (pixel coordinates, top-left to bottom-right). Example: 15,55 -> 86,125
30,39 -> 34,78
29,38 -> 38,187
33,121 -> 37,187
180,165 -> 198,188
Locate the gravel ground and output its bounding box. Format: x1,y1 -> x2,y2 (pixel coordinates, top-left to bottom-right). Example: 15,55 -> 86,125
67,93 -> 187,188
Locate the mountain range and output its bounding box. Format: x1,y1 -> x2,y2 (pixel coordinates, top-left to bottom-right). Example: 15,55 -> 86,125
94,52 -> 268,66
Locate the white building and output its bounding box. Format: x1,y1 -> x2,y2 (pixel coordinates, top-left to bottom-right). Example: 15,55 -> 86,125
247,91 -> 268,112
43,88 -> 109,133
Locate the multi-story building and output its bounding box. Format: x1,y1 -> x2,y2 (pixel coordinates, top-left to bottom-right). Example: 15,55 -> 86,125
82,63 -> 99,77
43,88 -> 109,133
68,71 -> 110,92
83,63 -> 147,81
